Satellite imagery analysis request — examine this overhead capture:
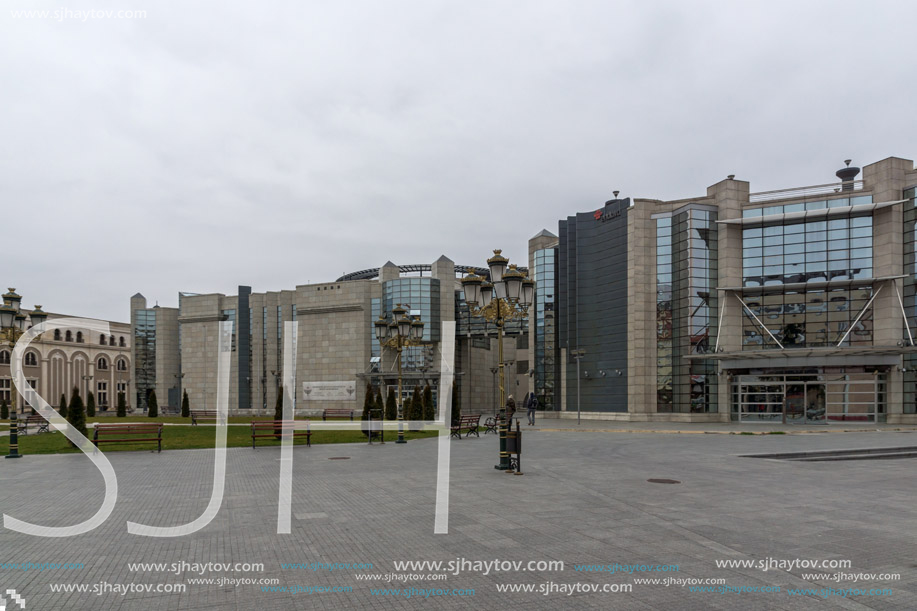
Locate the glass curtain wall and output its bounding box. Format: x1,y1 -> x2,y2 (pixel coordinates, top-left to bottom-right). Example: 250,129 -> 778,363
383,278 -> 441,370
533,248 -> 556,411
656,218 -> 673,410
741,213 -> 874,349
133,309 -> 156,410
657,209 -> 718,413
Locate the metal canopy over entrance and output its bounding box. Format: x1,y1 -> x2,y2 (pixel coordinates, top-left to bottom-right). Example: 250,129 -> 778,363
731,371 -> 886,424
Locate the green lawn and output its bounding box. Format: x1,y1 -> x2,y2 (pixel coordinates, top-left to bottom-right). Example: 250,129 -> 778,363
2,426 -> 439,455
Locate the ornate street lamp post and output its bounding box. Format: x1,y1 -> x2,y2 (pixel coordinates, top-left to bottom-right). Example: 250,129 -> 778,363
3,289 -> 48,459
375,304 -> 425,444
461,251 -> 534,471
489,366 -> 498,417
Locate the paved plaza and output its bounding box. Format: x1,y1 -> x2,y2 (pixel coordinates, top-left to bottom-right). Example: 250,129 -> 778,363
1,426 -> 915,610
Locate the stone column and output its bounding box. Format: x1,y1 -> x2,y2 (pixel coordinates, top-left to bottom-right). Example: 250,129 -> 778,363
627,200 -> 656,416
709,176 -> 749,422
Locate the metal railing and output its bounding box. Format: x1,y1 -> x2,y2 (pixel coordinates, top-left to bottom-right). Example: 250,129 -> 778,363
749,180 -> 865,203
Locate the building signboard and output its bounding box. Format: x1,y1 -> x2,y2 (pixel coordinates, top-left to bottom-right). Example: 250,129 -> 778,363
302,381 -> 356,401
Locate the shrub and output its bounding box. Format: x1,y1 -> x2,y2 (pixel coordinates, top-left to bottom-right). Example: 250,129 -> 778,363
375,389 -> 385,441
361,382 -> 374,438
451,387 -> 460,425
181,390 -> 190,418
422,385 -> 434,421
147,390 -> 159,418
59,393 -> 69,419
402,397 -> 411,426
274,386 -> 285,439
116,392 -> 127,417
385,387 -> 397,421
409,385 -> 423,431
67,387 -> 87,445
0,399 -> 8,420
86,391 -> 96,418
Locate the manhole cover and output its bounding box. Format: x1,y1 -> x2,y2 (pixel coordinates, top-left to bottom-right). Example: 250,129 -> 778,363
647,478 -> 681,484
328,457 -> 351,460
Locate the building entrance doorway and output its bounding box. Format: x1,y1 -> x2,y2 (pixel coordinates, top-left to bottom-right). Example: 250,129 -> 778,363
733,370 -> 884,423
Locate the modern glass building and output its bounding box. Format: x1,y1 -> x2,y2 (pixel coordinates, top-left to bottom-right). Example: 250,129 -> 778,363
541,156 -> 917,424
130,293 -> 179,411
532,245 -> 557,410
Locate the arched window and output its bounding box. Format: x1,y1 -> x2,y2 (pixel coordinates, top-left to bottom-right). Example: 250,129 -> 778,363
116,358 -> 128,371
54,329 -> 61,341
110,335 -> 116,346
99,335 -> 107,345
65,331 -> 73,342
119,336 -> 126,347
97,357 -> 109,370
0,350 -> 9,365
24,352 -> 38,367
76,331 -> 83,343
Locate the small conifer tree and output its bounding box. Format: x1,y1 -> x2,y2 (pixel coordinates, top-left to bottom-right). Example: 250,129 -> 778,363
116,391 -> 127,417
361,383 -> 374,438
375,390 -> 385,441
409,385 -> 423,431
451,386 -> 460,425
86,391 -> 96,418
59,393 -> 69,419
181,390 -> 190,418
67,387 -> 87,446
147,390 -> 159,417
1,398 -> 8,420
274,386 -> 285,438
423,385 -> 434,421
385,387 -> 397,421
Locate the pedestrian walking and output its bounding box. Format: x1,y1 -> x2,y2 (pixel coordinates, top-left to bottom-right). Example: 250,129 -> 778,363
506,395 -> 516,425
526,392 -> 536,425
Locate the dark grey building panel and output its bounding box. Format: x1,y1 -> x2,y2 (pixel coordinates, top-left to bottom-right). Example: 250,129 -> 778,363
558,199 -> 630,413
237,285 -> 251,410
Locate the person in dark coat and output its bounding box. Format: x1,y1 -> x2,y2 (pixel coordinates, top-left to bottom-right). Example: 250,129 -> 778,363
505,395 -> 516,425
526,392 -> 537,425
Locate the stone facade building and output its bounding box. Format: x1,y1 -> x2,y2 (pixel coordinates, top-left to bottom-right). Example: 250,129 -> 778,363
1,289 -> 132,413
133,256 -> 532,416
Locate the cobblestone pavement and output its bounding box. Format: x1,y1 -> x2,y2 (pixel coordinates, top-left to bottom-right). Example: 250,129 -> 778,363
1,430 -> 914,609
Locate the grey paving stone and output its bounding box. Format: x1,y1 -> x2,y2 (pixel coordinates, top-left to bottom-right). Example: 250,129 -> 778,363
0,430 -> 914,609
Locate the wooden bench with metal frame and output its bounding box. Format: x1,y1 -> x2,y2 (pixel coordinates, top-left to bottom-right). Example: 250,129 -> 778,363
450,414 -> 481,439
93,423 -> 163,452
482,415 -> 504,435
18,414 -> 50,435
190,410 -> 220,425
321,409 -> 354,421
250,420 -> 312,448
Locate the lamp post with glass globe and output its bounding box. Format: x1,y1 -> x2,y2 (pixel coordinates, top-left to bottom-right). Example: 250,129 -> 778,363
461,251 -> 534,470
374,304 -> 425,444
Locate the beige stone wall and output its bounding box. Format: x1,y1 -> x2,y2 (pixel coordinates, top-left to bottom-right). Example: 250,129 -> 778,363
709,178 -> 748,422
179,294 -> 225,413
295,280 -> 375,416
863,157 -> 913,417
627,200 -> 655,414
155,307 -> 180,408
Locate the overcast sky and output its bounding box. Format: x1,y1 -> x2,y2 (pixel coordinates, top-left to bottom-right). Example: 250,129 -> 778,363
3,0 -> 917,322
